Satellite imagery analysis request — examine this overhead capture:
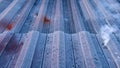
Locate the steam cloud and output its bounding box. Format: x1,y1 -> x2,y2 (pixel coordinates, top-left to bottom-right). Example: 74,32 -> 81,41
100,25 -> 118,45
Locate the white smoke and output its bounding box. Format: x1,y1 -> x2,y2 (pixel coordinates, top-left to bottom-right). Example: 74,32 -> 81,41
100,25 -> 118,45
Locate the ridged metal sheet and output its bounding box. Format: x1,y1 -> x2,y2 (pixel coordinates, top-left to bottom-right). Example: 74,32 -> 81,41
0,0 -> 120,68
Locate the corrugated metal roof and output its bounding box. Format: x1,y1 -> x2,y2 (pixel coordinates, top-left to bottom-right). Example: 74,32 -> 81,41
0,0 -> 120,68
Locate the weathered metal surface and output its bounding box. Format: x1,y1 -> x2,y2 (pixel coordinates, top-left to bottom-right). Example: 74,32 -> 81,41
0,0 -> 120,68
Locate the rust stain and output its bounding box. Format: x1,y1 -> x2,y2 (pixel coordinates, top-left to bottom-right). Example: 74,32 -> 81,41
5,36 -> 24,53
0,19 -> 13,30
7,24 -> 13,30
43,16 -> 50,24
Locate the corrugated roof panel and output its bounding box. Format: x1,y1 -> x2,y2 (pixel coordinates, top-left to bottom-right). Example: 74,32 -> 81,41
0,0 -> 120,68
